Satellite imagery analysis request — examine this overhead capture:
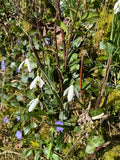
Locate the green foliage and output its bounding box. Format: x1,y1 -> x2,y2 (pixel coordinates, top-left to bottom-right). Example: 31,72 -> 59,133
0,0 -> 120,160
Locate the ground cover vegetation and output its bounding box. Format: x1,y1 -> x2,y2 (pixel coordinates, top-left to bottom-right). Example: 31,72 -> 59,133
0,0 -> 120,159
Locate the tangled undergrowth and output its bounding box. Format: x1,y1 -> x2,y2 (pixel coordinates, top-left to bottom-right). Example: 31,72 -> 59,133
0,0 -> 120,159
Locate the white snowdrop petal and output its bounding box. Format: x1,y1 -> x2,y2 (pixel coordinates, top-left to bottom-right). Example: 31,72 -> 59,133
29,99 -> 35,105
30,77 -> 38,90
67,85 -> 74,102
39,79 -> 44,88
25,59 -> 32,72
114,1 -> 120,14
63,87 -> 69,97
74,88 -> 79,99
18,61 -> 24,70
28,98 -> 39,112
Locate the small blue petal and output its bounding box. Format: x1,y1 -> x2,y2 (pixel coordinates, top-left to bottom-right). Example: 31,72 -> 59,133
16,116 -> 20,121
17,39 -> 20,44
4,117 -> 9,123
1,61 -> 6,70
44,38 -> 51,45
55,120 -> 64,132
15,130 -> 22,140
16,68 -> 21,73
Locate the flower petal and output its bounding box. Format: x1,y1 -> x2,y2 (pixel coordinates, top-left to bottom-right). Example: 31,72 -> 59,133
18,61 -> 25,70
63,87 -> 69,97
67,85 -> 74,102
38,78 -> 44,88
28,98 -> 39,112
25,59 -> 32,72
30,77 -> 38,90
74,88 -> 79,99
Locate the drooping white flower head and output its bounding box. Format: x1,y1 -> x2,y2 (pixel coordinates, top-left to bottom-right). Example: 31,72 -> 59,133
63,85 -> 79,102
114,0 -> 120,14
30,76 -> 44,90
18,59 -> 32,72
28,98 -> 43,112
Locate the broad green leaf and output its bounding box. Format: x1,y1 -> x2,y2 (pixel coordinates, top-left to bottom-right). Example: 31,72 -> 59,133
24,125 -> 31,135
82,11 -> 99,23
10,100 -> 19,107
89,108 -> 104,117
54,19 -> 68,33
85,144 -> 95,154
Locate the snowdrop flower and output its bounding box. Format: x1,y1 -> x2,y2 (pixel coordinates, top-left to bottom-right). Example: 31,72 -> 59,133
55,120 -> 64,132
63,85 -> 79,102
18,59 -> 32,72
30,76 -> 44,90
15,131 -> 22,140
28,98 -> 43,112
114,0 -> 120,14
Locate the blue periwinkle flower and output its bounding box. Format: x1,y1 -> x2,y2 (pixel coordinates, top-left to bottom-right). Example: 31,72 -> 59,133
55,120 -> 64,132
15,130 -> 22,140
44,38 -> 51,45
16,68 -> 21,73
16,116 -> 20,122
4,117 -> 9,123
17,39 -> 20,44
1,61 -> 5,70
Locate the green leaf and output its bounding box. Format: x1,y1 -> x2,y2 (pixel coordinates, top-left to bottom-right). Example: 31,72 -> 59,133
34,150 -> 40,160
72,37 -> 83,48
10,62 -> 17,69
82,11 -> 99,23
89,108 -> 104,117
31,122 -> 38,128
24,125 -> 31,135
47,142 -> 53,159
16,94 -> 23,101
92,136 -> 105,148
10,100 -> 19,107
22,149 -> 33,158
85,144 -> 95,154
54,19 -> 68,33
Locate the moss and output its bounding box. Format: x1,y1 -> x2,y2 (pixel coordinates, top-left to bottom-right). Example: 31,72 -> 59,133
102,145 -> 120,160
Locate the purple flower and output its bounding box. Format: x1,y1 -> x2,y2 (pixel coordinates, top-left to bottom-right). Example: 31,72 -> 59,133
15,131 -> 22,140
17,39 -> 20,44
55,120 -> 64,132
44,38 -> 51,45
16,116 -> 20,122
16,68 -> 21,73
4,117 -> 9,123
1,61 -> 5,70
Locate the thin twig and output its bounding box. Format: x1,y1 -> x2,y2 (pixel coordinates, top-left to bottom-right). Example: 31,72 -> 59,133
95,56 -> 111,109
54,22 -> 64,94
35,0 -> 45,66
63,131 -> 86,160
66,0 -> 81,64
29,36 -> 44,69
55,0 -> 66,67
